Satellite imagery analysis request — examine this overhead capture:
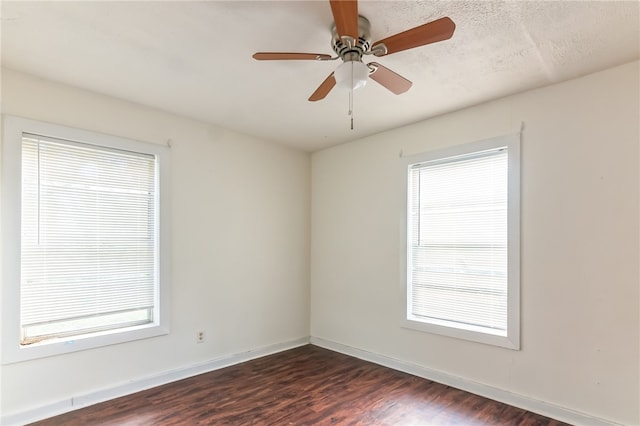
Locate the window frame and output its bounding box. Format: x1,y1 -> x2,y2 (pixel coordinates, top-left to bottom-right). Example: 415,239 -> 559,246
400,134 -> 520,350
1,116 -> 171,364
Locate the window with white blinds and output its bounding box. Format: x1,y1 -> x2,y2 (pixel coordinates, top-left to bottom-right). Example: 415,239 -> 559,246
403,134 -> 519,349
1,116 -> 170,363
20,135 -> 158,345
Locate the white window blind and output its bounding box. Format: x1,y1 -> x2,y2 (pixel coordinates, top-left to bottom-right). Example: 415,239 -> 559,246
20,134 -> 158,345
408,148 -> 508,336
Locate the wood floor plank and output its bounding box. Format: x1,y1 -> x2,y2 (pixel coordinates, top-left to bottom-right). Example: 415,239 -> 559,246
29,345 -> 571,425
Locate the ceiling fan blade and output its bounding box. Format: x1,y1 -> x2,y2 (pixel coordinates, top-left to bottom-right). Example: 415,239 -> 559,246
253,52 -> 332,61
309,72 -> 336,102
371,17 -> 455,56
329,0 -> 359,43
368,62 -> 412,95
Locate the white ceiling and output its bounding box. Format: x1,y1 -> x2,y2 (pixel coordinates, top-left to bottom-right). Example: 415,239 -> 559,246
2,1 -> 639,152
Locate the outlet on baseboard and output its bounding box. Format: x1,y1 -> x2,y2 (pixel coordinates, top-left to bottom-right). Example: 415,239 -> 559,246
196,330 -> 205,343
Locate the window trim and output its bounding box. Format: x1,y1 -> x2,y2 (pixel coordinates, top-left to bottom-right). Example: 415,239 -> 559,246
400,133 -> 520,350
1,116 -> 171,364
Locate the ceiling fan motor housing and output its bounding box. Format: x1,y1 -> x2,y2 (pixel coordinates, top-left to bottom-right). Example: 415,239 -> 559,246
331,15 -> 371,63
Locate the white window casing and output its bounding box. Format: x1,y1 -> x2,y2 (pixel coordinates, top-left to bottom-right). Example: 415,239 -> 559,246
1,116 -> 171,364
401,133 -> 520,349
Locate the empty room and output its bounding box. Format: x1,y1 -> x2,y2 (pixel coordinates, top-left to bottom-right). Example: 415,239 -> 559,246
0,1 -> 638,425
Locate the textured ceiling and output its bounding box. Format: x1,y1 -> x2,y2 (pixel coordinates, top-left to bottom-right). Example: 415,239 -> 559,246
2,1 -> 639,151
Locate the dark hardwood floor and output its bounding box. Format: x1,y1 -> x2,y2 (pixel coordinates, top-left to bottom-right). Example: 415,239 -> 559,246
31,345 -> 570,425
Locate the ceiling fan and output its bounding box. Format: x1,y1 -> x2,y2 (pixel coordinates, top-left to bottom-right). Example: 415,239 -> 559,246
252,0 -> 456,102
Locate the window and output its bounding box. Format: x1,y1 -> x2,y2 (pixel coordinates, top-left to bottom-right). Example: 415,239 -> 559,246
2,116 -> 170,363
402,134 -> 520,349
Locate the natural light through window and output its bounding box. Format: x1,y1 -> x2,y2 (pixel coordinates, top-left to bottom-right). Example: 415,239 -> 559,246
1,116 -> 170,363
402,134 -> 520,349
20,135 -> 157,345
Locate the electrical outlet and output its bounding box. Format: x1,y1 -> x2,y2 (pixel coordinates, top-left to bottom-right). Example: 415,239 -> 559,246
196,330 -> 205,343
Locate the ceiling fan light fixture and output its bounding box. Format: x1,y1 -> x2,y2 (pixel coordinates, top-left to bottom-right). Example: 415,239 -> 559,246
334,60 -> 369,91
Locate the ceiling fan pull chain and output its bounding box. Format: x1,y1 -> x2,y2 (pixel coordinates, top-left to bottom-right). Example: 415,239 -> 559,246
348,60 -> 354,130
349,88 -> 355,130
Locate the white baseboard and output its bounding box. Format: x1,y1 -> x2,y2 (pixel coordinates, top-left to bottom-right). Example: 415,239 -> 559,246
1,336 -> 310,426
310,337 -> 623,426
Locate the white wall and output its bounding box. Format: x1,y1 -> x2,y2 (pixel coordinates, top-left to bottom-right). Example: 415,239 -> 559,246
0,69 -> 310,418
311,61 -> 639,425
